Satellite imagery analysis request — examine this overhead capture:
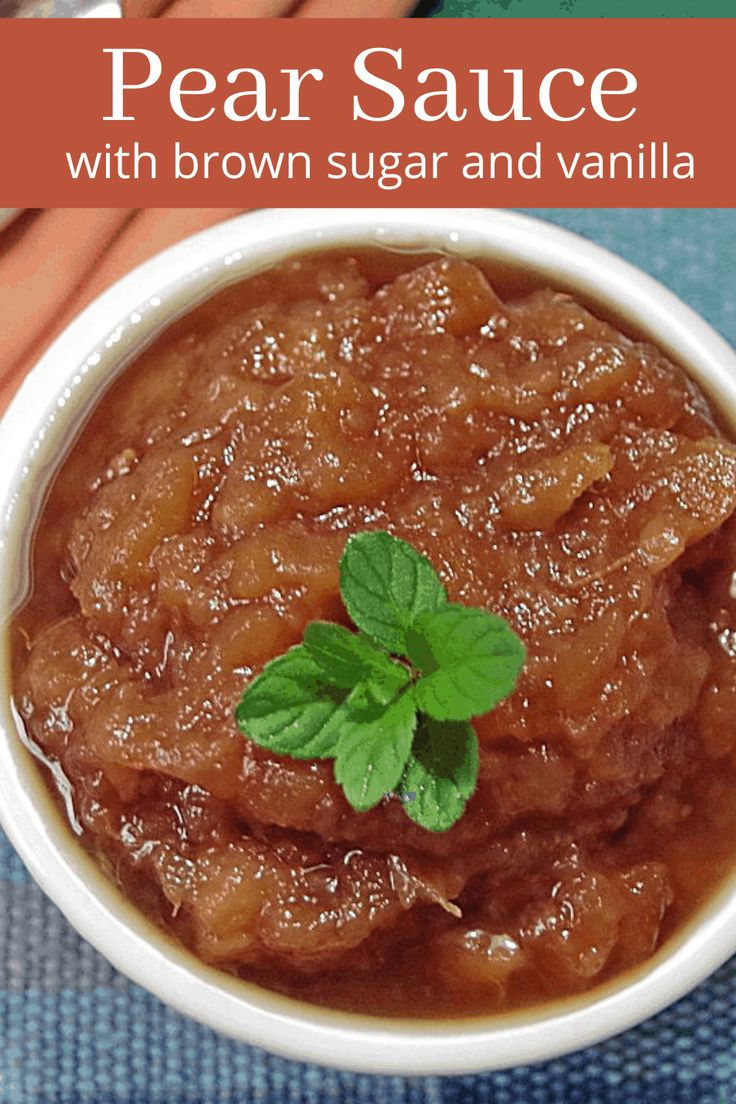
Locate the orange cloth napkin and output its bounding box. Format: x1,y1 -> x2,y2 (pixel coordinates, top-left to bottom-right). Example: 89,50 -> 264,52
126,0 -> 414,18
0,208 -> 247,415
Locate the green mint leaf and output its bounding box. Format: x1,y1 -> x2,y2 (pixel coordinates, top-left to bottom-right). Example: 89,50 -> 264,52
235,529 -> 527,834
408,604 -> 525,722
304,621 -> 406,694
334,691 -> 417,812
339,531 -> 447,654
399,718 -> 479,833
236,645 -> 349,760
343,667 -> 410,713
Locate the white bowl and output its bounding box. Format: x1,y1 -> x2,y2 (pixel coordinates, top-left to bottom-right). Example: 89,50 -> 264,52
2,209 -> 736,1076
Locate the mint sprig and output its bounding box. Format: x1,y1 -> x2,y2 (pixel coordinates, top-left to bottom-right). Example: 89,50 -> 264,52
235,532 -> 525,833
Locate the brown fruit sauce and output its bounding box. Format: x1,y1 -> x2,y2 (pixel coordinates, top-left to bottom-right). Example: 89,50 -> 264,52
10,251 -> 736,1017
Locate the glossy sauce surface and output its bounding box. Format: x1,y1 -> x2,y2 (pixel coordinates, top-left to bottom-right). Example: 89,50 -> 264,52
11,251 -> 736,1017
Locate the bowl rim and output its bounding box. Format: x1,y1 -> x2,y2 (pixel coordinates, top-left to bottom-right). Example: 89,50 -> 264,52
2,207 -> 736,1076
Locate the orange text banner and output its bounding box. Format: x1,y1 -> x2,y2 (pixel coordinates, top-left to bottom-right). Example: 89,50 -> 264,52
0,18 -> 733,206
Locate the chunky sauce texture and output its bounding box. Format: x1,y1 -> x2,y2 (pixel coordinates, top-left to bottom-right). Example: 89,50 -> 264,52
11,252 -> 736,1017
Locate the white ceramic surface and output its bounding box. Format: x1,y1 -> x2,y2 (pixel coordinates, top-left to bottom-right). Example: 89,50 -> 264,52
2,209 -> 736,1076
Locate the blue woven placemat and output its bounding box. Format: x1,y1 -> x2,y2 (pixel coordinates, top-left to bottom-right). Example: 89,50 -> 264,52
2,208 -> 736,1104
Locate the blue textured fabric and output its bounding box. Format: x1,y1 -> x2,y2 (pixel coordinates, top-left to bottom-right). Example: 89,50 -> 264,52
2,209 -> 736,1104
